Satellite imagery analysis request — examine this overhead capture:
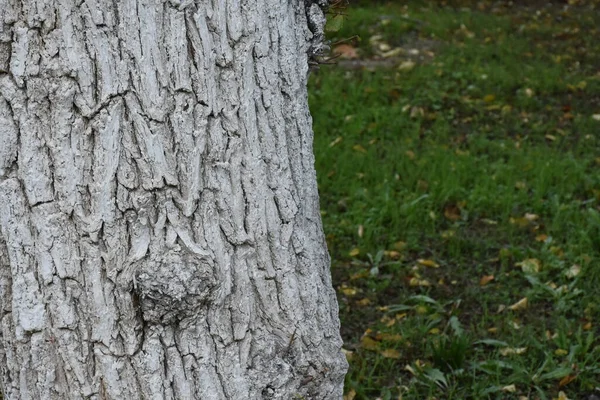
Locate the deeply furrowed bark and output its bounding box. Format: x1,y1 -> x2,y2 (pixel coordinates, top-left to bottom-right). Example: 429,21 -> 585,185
0,0 -> 347,398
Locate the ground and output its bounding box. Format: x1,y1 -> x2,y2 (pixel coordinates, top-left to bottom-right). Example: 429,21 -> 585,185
308,0 -> 600,398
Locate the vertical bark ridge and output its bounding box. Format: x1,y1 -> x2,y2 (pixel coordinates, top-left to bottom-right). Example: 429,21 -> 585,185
0,0 -> 346,398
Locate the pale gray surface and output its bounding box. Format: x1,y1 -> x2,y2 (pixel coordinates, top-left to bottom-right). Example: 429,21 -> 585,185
0,0 -> 347,398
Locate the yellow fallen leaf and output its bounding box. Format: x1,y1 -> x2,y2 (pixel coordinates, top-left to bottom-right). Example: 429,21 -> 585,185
554,348 -> 568,356
356,298 -> 371,306
479,275 -> 495,286
377,333 -> 402,342
429,328 -> 440,335
384,250 -> 401,259
553,391 -> 570,400
380,348 -> 401,359
360,336 -> 380,351
582,322 -> 592,331
340,286 -> 357,296
501,384 -> 517,393
353,144 -> 367,153
484,94 -> 496,103
500,347 -> 527,356
535,233 -> 549,242
409,277 -> 431,287
516,259 -> 541,274
343,389 -> 357,400
417,259 -> 439,268
509,297 -> 528,311
349,248 -> 360,257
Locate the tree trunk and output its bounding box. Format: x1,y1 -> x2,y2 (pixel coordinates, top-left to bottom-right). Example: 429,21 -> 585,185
0,0 -> 347,398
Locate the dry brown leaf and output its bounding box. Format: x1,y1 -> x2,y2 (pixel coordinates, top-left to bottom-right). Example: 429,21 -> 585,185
558,374 -> 577,387
444,204 -> 461,221
479,275 -> 495,286
333,44 -> 358,59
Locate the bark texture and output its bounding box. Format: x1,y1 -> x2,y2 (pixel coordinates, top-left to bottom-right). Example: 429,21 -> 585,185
0,0 -> 347,398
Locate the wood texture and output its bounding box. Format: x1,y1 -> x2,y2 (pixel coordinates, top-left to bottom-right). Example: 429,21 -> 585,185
0,0 -> 347,398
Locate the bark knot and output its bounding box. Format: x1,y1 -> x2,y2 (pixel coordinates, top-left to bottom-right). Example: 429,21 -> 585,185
133,249 -> 215,324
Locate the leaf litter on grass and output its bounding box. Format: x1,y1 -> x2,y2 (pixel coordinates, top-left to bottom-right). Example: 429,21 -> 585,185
312,0 -> 600,398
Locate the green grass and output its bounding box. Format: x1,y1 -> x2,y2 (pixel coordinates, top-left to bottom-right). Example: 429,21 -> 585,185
310,1 -> 600,399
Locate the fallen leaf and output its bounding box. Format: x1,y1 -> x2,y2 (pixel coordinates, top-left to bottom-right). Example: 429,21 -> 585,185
483,94 -> 496,103
508,297 -> 528,311
553,391 -> 570,400
524,88 -> 534,97
329,136 -> 342,147
356,298 -> 371,307
565,264 -> 580,278
333,44 -> 358,59
479,275 -> 495,286
444,204 -> 461,221
360,336 -> 380,351
409,277 -> 431,287
535,234 -> 549,242
353,144 -> 367,153
376,333 -> 402,342
357,225 -> 364,238
582,322 -> 592,331
554,349 -> 568,356
380,348 -> 401,359
343,389 -> 356,400
349,248 -> 360,257
500,347 -> 527,356
398,60 -> 416,71
516,259 -> 541,274
340,286 -> 357,296
558,374 -> 577,387
501,384 -> 517,393
592,114 -> 600,121
384,250 -> 401,259
417,259 -> 440,268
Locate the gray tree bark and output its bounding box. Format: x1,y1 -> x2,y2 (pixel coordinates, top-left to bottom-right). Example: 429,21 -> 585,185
0,0 -> 347,398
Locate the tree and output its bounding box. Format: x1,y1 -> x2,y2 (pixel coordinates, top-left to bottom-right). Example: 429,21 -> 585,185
0,0 -> 347,398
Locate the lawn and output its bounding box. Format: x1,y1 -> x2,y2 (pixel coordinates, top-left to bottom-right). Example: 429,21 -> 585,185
308,1 -> 600,399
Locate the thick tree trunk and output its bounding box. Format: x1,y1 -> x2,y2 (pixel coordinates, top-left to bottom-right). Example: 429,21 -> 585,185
0,0 -> 346,398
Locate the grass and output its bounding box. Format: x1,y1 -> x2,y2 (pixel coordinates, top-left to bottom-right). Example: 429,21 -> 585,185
309,1 -> 600,399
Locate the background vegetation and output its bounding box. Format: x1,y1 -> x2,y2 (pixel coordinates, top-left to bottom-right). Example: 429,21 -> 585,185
308,1 -> 600,398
